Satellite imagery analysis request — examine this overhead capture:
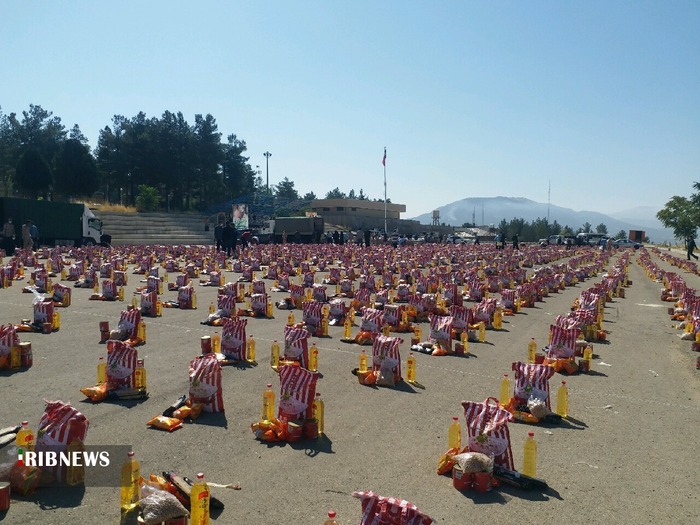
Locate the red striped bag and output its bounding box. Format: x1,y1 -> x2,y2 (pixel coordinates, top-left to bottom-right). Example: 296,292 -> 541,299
220,282 -> 238,297
252,280 -> 266,295
448,305 -> 470,330
217,294 -> 237,317
175,274 -> 189,288
140,290 -> 157,316
221,317 -> 247,360
382,304 -> 403,328
372,334 -> 402,384
266,265 -> 278,280
283,325 -> 310,368
302,300 -> 323,329
461,397 -> 515,469
52,283 -> 71,306
241,266 -> 253,281
33,300 -> 54,325
106,340 -> 138,388
117,309 -> 141,339
339,278 -> 354,295
278,364 -> 318,422
178,285 -> 194,309
311,284 -> 327,303
0,323 -> 19,369
354,288 -> 371,308
35,401 -> 90,483
429,314 -> 453,346
442,283 -> 459,306
250,293 -> 267,316
189,353 -> 224,413
352,490 -> 433,525
146,275 -> 160,294
328,298 -> 347,320
361,307 -> 384,333
100,263 -> 113,278
511,361 -> 556,409
289,284 -> 305,302
548,325 -> 578,358
102,279 -> 117,299
303,272 -> 315,288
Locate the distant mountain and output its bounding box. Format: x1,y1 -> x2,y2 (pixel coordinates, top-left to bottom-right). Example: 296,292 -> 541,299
410,197 -> 675,243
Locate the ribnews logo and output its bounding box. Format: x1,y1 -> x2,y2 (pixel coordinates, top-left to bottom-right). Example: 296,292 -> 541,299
16,445 -> 131,487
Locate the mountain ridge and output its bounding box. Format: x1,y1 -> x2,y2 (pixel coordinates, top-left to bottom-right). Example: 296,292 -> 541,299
410,197 -> 674,243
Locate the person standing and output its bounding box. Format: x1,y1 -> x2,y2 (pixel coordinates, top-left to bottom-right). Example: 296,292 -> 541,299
687,237 -> 698,261
364,229 -> 371,248
512,234 -> 519,250
22,221 -> 33,250
2,218 -> 16,255
214,221 -> 223,251
29,221 -> 39,250
222,221 -> 234,257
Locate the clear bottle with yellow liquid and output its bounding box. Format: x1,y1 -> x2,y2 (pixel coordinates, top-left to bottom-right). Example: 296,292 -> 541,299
120,451 -> 140,512
343,317 -> 352,339
448,416 -> 461,450
460,331 -> 469,355
499,374 -> 511,407
527,338 -> 537,364
190,473 -> 210,525
406,352 -> 416,383
358,349 -> 368,373
16,421 -> 34,451
478,321 -> 486,343
287,312 -> 295,326
246,336 -> 256,363
312,392 -> 324,436
270,340 -> 280,369
134,359 -> 146,389
556,381 -> 568,418
309,342 -> 319,372
262,383 -> 275,422
522,432 -> 537,477
97,356 -> 107,384
493,308 -> 503,330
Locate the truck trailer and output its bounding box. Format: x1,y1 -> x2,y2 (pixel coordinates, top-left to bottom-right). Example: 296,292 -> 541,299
0,197 -> 106,247
256,216 -> 325,243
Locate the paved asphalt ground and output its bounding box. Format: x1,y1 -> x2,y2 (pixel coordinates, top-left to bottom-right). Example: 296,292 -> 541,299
0,245 -> 698,524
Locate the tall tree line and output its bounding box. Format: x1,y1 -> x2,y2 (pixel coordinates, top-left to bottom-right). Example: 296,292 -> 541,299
0,105 -> 258,211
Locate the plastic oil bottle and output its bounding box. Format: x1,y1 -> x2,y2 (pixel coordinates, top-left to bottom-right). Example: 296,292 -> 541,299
522,432 -> 537,478
556,381 -> 569,418
406,352 -> 416,383
137,320 -> 146,342
583,344 -> 593,365
270,340 -> 280,369
309,342 -> 319,372
478,321 -> 486,343
66,439 -> 85,486
134,359 -> 146,390
97,356 -> 107,384
344,317 -> 352,339
10,345 -> 21,369
499,374 -> 511,407
246,335 -> 256,363
324,510 -> 340,525
190,472 -> 210,525
312,392 -> 325,436
493,307 -> 503,330
287,312 -> 295,326
358,349 -> 368,373
460,331 -> 469,355
448,416 -> 461,450
15,421 -> 34,451
120,451 -> 140,512
262,383 -> 275,422
527,338 -> 537,364
208,301 -> 215,315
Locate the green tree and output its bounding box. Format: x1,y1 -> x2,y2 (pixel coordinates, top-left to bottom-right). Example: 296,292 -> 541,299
275,177 -> 299,201
657,195 -> 697,240
302,191 -> 316,201
326,187 -> 346,199
135,184 -> 161,212
581,222 -> 592,233
358,188 -> 368,200
348,189 -> 356,199
54,139 -> 98,197
614,229 -> 627,239
596,223 -> 608,234
15,147 -> 52,198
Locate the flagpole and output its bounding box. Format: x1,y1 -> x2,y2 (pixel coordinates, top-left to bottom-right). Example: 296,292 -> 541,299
383,147 -> 387,234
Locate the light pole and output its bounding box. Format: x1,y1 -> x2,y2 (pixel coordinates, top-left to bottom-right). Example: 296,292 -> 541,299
263,151 -> 272,193
120,187 -> 123,206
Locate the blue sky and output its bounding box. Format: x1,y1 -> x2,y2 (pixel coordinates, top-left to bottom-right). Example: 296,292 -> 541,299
2,1 -> 698,219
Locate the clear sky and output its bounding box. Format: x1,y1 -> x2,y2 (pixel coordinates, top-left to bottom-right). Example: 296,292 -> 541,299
2,1 -> 698,219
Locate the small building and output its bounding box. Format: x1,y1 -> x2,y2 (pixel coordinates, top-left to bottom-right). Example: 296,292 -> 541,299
309,199 -> 406,231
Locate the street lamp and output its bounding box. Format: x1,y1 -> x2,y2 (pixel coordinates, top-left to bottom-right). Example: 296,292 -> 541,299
120,187 -> 123,206
263,151 -> 272,193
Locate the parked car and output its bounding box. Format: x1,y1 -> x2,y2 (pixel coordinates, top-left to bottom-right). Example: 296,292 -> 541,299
445,235 -> 465,244
614,239 -> 643,249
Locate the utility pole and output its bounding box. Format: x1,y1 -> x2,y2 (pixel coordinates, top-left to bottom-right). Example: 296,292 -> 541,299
263,151 -> 272,193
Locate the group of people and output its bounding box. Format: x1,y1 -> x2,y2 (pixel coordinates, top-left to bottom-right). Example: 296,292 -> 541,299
2,218 -> 39,255
214,221 -> 258,256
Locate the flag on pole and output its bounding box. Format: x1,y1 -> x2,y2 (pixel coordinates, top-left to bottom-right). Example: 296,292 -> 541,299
382,147 -> 386,167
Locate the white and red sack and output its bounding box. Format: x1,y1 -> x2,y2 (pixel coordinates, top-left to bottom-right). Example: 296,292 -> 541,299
35,400 -> 89,483
428,314 -> 453,346
250,293 -> 268,316
117,308 -> 141,339
178,285 -> 194,309
221,317 -> 248,360
302,300 -> 323,329
106,340 -> 138,388
283,325 -> 310,369
328,298 -> 347,320
217,294 -> 237,317
547,325 -> 578,359
146,275 -> 161,294
303,272 -> 315,287
372,334 -> 402,385
52,283 -> 71,306
0,323 -> 19,369
361,307 -> 384,333
33,300 -> 54,326
352,490 -> 433,525
189,353 -> 224,413
311,284 -> 327,303
102,279 -> 117,300
383,304 -> 404,328
220,282 -> 238,297
462,397 -> 515,469
252,280 -> 266,295
140,290 -> 157,316
277,364 -> 318,422
175,274 -> 189,288
511,361 -> 556,409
